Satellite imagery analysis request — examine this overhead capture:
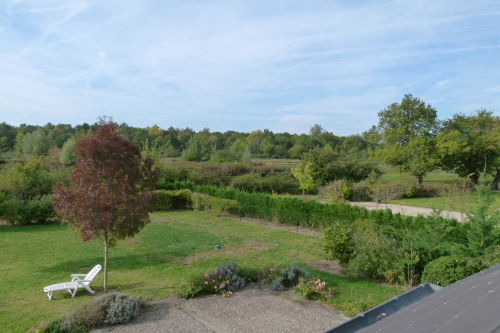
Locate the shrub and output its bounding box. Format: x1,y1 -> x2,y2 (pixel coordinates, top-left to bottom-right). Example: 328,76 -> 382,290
318,180 -> 352,203
350,180 -> 372,201
0,195 -> 54,225
294,277 -> 333,300
45,293 -> 150,332
190,192 -> 239,216
105,294 -> 140,325
269,263 -> 309,291
178,261 -> 246,299
154,189 -> 192,210
421,256 -> 487,287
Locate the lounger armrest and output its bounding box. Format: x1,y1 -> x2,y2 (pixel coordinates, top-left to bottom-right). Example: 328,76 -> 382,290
75,279 -> 91,285
71,274 -> 87,282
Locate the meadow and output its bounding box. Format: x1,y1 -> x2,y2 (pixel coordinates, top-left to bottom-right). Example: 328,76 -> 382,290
0,210 -> 404,332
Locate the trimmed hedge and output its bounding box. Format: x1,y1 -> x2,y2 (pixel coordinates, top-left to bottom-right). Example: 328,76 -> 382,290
154,189 -> 192,210
153,190 -> 238,216
421,256 -> 488,286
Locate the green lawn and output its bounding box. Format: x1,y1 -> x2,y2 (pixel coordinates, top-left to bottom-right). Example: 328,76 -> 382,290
0,210 -> 404,332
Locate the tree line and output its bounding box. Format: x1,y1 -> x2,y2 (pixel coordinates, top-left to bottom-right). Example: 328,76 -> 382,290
2,94 -> 498,190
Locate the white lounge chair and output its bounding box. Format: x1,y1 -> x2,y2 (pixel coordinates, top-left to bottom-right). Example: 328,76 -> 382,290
43,264 -> 102,300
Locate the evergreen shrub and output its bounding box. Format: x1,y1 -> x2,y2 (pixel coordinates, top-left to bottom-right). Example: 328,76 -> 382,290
421,256 -> 487,286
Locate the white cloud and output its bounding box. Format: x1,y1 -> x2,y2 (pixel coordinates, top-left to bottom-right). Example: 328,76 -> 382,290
0,0 -> 499,133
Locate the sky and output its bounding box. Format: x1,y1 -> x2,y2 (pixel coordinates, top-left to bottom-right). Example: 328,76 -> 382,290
1,0 -> 499,136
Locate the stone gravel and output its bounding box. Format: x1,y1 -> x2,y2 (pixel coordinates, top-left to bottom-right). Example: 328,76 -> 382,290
91,285 -> 347,333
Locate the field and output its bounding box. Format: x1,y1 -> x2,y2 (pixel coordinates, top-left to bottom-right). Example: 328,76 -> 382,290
0,210 -> 404,332
381,168 -> 500,213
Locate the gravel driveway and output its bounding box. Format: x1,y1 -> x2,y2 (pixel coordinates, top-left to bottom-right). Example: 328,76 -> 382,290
91,285 -> 347,333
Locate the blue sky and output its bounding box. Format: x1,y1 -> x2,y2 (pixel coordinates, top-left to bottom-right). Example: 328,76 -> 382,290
1,0 -> 499,136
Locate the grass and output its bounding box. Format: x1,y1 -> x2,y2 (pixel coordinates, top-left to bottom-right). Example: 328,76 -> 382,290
0,210 -> 404,332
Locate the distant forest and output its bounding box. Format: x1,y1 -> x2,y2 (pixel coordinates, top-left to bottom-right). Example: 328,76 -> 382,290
0,121 -> 372,161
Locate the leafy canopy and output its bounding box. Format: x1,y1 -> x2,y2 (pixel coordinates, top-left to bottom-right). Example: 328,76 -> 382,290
374,94 -> 439,183
52,120 -> 160,246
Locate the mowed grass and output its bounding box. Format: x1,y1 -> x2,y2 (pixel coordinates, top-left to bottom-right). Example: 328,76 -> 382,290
0,210 -> 404,332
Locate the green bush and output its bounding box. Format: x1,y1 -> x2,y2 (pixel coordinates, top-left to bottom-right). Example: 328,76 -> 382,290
318,180 -> 352,203
294,277 -> 333,300
421,256 -> 487,287
177,261 -> 246,299
154,189 -> 192,210
0,195 -> 54,225
230,172 -> 300,194
270,263 -> 309,291
46,293 -> 149,332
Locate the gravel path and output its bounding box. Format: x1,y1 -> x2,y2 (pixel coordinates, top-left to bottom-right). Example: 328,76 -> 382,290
350,202 -> 465,222
91,285 -> 347,333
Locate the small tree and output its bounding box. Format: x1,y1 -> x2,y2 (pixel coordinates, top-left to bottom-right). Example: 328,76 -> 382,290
292,162 -> 315,198
52,119 -> 160,292
60,137 -> 77,165
465,185 -> 500,257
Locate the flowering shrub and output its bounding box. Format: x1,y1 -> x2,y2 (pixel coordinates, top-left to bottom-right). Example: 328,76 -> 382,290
294,277 -> 333,300
269,263 -> 308,291
178,261 -> 245,299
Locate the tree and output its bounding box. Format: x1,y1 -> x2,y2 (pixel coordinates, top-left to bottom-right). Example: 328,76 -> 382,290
375,94 -> 439,186
436,109 -> 500,188
59,137 -> 77,165
291,162 -> 315,198
52,119 -> 160,292
465,185 -> 500,257
181,134 -> 202,161
20,128 -> 56,157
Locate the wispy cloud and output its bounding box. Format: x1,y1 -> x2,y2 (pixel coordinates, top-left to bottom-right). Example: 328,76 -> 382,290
0,0 -> 499,135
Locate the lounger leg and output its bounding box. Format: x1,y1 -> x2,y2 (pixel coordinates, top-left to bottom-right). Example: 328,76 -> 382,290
48,291 -> 53,301
83,285 -> 95,294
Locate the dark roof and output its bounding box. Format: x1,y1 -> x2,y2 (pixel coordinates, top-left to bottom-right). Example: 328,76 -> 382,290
324,282 -> 442,333
329,263 -> 500,333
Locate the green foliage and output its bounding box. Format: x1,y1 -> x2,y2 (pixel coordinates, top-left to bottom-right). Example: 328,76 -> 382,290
303,148 -> 380,186
59,137 -> 76,165
0,195 -> 54,225
292,162 -> 315,196
154,189 -> 193,210
190,192 -> 239,216
0,157 -> 52,198
230,172 -> 300,194
178,261 -> 246,298
181,134 -> 202,161
20,128 -> 56,157
436,109 -> 500,186
319,180 -> 352,203
269,263 -> 309,291
465,185 -> 500,256
374,93 -> 439,184
421,256 -> 487,287
46,293 -> 148,332
323,223 -> 354,266
345,220 -> 404,280
294,277 -> 333,300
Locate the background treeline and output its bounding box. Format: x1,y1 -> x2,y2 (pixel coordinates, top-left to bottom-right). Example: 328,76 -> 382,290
0,122 -> 369,161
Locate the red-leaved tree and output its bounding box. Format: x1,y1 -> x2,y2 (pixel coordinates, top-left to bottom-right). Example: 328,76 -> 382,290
52,119 -> 160,292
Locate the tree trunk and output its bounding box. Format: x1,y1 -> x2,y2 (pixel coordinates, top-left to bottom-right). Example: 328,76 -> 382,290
416,175 -> 423,187
469,174 -> 479,190
492,170 -> 500,190
104,240 -> 109,293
